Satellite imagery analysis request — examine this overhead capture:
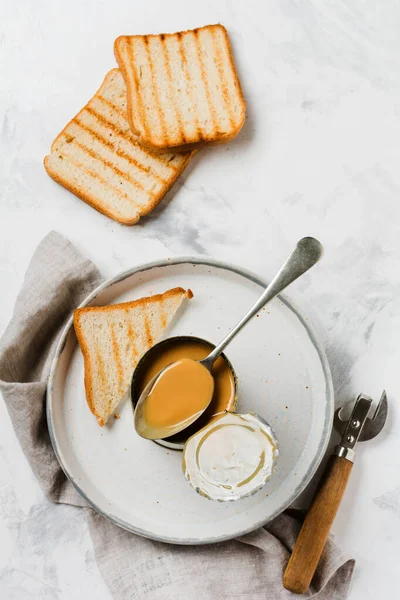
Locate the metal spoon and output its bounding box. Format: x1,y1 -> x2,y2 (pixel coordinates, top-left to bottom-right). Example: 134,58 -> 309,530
134,237 -> 324,439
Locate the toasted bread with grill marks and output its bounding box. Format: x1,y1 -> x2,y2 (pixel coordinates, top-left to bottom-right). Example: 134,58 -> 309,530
74,287 -> 193,426
114,24 -> 246,152
44,69 -> 193,224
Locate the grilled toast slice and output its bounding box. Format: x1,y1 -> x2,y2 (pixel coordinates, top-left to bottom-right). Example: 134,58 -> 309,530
74,287 -> 193,426
44,69 -> 193,224
114,24 -> 246,152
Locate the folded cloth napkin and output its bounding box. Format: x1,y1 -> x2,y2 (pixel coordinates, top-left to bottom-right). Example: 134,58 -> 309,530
0,232 -> 354,600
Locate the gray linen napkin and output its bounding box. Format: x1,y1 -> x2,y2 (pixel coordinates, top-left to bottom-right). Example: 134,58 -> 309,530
0,231 -> 354,600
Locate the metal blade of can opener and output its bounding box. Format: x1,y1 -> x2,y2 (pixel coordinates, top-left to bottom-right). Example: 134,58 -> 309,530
333,390 -> 388,462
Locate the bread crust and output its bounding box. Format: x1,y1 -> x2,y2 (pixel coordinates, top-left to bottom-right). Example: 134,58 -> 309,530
73,287 -> 193,425
44,69 -> 194,224
114,24 -> 246,153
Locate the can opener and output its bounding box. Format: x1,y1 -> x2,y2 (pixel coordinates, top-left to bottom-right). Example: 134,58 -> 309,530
283,391 -> 388,594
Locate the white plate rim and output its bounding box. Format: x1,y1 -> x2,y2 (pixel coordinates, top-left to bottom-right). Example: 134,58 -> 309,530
47,257 -> 334,545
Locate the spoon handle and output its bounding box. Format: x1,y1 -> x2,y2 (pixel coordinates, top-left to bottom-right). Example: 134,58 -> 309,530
202,237 -> 323,370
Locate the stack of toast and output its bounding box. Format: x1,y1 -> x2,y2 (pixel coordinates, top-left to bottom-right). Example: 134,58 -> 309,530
45,24 -> 246,224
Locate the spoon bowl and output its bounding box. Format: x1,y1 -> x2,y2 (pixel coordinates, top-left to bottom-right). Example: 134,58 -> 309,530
134,358 -> 215,440
131,335 -> 238,450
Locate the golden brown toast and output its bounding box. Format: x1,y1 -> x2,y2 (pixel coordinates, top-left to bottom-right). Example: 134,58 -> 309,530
74,287 -> 193,426
44,69 -> 193,224
114,24 -> 246,152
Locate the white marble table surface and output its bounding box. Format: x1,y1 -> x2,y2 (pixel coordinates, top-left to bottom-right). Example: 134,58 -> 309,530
1,1 -> 399,598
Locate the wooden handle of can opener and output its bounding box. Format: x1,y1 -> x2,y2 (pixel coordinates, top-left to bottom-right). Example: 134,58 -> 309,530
283,455 -> 353,594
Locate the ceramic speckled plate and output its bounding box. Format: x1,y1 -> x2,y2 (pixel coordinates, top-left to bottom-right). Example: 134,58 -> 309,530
47,258 -> 333,544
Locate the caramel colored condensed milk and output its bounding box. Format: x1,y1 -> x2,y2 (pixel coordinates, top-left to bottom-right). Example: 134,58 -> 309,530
136,339 -> 236,438
143,359 -> 214,435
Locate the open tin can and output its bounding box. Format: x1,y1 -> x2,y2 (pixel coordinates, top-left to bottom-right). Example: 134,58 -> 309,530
130,335 -> 238,450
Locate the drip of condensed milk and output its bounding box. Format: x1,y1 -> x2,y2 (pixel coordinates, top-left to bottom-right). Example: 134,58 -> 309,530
139,358 -> 215,439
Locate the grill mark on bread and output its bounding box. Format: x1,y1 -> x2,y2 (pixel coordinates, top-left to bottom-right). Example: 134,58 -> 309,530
95,346 -> 109,405
192,29 -> 218,137
110,323 -> 124,394
160,310 -> 167,329
143,36 -> 168,146
176,36 -> 201,142
143,312 -> 153,347
58,152 -> 142,207
74,113 -> 126,144
211,32 -> 235,130
65,133 -> 147,193
97,95 -> 128,120
75,114 -> 176,180
161,39 -> 186,145
126,314 -> 138,364
218,26 -> 246,124
84,106 -> 131,140
72,117 -> 167,181
127,38 -> 149,139
176,49 -> 194,136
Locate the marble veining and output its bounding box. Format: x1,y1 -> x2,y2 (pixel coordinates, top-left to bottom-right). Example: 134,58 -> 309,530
1,0 -> 400,598
373,487 -> 400,521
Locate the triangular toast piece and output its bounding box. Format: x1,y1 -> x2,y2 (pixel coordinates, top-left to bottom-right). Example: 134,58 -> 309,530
74,287 -> 193,426
44,69 -> 193,224
114,24 -> 246,152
